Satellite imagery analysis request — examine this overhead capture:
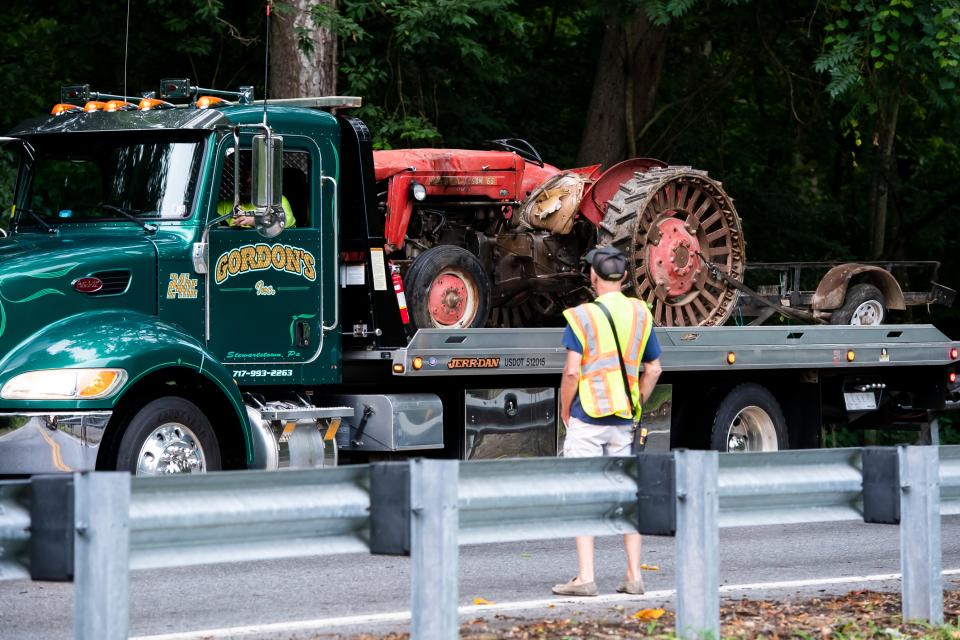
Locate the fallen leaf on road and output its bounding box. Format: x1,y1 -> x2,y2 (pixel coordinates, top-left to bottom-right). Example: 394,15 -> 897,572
631,608 -> 665,620
474,597 -> 495,605
639,564 -> 659,571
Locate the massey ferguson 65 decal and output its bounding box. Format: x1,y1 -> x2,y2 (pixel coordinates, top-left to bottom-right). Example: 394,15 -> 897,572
214,243 -> 317,285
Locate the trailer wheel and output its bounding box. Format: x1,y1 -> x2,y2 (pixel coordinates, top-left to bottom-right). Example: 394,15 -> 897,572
405,245 -> 491,328
114,397 -> 221,475
830,283 -> 886,326
710,384 -> 788,452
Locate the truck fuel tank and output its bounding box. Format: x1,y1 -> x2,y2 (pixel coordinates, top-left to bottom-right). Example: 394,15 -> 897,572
328,394 -> 444,453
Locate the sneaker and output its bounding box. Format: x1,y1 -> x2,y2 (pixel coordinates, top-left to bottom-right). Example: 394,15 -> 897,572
616,576 -> 645,595
551,577 -> 598,597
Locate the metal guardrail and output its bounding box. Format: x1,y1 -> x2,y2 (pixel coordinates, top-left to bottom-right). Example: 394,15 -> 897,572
458,456 -> 637,544
718,448 -> 866,527
0,480 -> 29,581
129,466 -> 370,569
942,445 -> 960,516
0,445 -> 958,640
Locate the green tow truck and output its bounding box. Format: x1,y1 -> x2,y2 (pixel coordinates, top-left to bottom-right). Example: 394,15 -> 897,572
0,83 -> 958,475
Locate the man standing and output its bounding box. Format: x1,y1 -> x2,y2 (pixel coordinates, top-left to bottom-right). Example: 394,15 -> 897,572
553,246 -> 663,597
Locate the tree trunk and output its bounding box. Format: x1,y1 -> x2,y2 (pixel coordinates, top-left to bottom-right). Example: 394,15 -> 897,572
269,0 -> 337,99
866,95 -> 899,259
577,9 -> 668,168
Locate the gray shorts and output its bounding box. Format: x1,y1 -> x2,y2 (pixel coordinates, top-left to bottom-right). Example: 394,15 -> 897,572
562,416 -> 633,457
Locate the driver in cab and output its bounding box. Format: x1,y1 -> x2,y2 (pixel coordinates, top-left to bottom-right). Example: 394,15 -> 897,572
216,155 -> 295,230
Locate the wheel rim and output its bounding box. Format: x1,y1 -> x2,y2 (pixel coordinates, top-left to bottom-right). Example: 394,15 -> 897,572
426,267 -> 479,327
136,422 -> 207,475
850,300 -> 884,325
725,405 -> 778,452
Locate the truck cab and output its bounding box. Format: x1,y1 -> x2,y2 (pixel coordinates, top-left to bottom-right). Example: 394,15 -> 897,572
0,90 -> 396,475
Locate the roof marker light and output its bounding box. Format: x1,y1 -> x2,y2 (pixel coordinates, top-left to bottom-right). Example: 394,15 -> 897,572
51,103 -> 82,116
83,100 -> 108,112
138,97 -> 174,111
195,95 -> 229,109
104,100 -> 136,112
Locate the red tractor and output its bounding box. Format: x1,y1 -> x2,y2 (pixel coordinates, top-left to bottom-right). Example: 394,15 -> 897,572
374,140 -> 744,328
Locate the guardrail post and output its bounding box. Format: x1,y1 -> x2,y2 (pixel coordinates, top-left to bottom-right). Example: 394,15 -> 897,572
674,449 -> 719,640
898,445 -> 942,624
410,459 -> 459,639
74,472 -> 131,640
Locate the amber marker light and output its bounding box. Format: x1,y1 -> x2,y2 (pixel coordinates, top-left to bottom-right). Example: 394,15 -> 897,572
77,369 -> 123,398
726,351 -> 736,365
412,356 -> 424,370
846,350 -> 856,362
195,96 -> 229,109
138,97 -> 173,111
83,100 -> 108,112
393,363 -> 405,374
104,100 -> 135,112
51,103 -> 82,116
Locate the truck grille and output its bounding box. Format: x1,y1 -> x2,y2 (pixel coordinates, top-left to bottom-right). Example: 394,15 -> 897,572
86,270 -> 131,296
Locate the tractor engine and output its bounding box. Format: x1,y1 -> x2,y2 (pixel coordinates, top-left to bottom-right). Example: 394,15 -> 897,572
373,140 -> 744,329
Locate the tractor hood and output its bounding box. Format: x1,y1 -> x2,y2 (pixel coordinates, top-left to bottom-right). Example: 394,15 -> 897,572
0,231 -> 158,358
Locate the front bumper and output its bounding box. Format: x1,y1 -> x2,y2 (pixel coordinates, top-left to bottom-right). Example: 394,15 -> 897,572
0,412 -> 112,474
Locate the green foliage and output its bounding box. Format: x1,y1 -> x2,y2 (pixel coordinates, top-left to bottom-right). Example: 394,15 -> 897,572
814,0 -> 960,122
642,0 -> 751,26
315,0 -> 527,147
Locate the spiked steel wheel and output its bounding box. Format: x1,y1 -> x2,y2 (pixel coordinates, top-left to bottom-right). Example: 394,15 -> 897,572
598,167 -> 745,327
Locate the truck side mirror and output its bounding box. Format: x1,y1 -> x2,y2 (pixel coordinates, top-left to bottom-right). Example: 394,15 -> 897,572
251,133 -> 284,238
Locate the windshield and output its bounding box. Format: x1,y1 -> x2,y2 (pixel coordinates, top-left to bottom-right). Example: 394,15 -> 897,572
15,132 -> 204,225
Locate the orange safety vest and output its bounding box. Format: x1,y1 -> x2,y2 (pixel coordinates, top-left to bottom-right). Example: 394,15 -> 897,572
562,292 -> 653,421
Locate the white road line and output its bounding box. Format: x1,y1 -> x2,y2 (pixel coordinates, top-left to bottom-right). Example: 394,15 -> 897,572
132,568 -> 960,640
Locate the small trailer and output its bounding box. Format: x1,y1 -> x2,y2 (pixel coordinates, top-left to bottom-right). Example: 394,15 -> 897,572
733,261 -> 956,326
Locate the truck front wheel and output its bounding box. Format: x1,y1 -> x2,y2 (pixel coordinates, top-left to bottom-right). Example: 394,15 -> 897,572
710,384 -> 788,452
115,397 -> 221,475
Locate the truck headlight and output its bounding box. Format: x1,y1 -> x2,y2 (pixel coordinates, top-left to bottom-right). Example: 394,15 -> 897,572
0,368 -> 127,400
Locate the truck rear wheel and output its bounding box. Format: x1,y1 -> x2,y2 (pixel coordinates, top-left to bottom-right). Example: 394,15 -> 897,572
830,283 -> 886,326
710,384 -> 788,452
405,245 -> 491,329
115,397 -> 221,475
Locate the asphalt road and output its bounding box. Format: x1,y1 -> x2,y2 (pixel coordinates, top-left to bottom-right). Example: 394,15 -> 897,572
1,516 -> 959,639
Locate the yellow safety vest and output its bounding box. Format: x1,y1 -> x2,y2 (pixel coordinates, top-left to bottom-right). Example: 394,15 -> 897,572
562,292 -> 653,421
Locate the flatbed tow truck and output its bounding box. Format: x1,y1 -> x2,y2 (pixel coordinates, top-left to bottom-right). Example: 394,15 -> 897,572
0,84 -> 956,475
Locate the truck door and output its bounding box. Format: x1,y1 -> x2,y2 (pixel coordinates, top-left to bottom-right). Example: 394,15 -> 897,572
206,136 -> 327,375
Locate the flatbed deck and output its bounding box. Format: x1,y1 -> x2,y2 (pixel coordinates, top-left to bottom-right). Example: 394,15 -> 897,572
376,324 -> 958,376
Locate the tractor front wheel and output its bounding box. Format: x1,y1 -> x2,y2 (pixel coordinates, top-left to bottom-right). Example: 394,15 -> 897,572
405,245 -> 491,329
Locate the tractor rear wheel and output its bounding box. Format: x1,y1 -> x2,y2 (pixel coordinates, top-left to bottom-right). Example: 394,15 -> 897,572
598,167 -> 745,326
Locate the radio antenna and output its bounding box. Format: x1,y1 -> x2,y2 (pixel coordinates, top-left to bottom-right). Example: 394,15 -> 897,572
123,0 -> 131,101
263,1 -> 271,125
